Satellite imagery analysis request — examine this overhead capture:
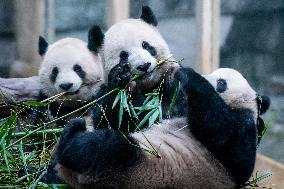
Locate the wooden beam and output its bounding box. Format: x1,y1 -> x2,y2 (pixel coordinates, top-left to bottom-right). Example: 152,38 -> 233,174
0,76 -> 39,117
195,0 -> 220,74
107,0 -> 129,28
10,0 -> 45,77
0,76 -> 39,103
254,154 -> 284,188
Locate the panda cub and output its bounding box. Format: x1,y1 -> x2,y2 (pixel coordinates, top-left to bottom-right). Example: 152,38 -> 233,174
31,29 -> 104,126
54,68 -> 270,189
90,6 -> 186,132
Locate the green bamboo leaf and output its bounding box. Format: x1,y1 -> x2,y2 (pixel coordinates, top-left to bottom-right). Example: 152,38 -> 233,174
24,100 -> 48,107
129,103 -> 138,118
0,114 -> 17,142
137,98 -> 157,115
143,97 -> 156,107
142,96 -> 151,106
19,141 -> 28,177
112,91 -> 121,109
148,109 -> 160,127
145,92 -> 158,96
159,105 -> 163,122
137,109 -> 156,128
5,127 -> 14,146
138,105 -> 158,111
118,91 -> 124,128
28,170 -> 47,189
122,90 -> 131,117
1,143 -> 10,171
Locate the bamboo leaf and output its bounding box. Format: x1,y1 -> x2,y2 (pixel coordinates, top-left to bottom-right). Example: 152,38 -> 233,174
5,127 -> 15,146
19,141 -> 28,177
0,114 -> 17,142
137,109 -> 156,128
148,109 -> 159,127
24,100 -> 48,107
145,92 -> 158,96
142,96 -> 151,106
122,90 -> 131,117
1,143 -> 10,171
118,91 -> 124,128
159,105 -> 163,122
112,91 -> 121,109
129,103 -> 138,118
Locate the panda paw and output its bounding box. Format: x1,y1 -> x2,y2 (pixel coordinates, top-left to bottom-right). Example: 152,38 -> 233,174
61,118 -> 86,139
108,51 -> 132,89
174,68 -> 195,88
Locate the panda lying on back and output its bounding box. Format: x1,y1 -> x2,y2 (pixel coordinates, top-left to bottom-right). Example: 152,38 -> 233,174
54,67 -> 270,189
31,28 -> 104,126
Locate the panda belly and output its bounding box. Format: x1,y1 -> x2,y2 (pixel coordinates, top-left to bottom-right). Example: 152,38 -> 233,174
125,118 -> 235,189
56,118 -> 235,189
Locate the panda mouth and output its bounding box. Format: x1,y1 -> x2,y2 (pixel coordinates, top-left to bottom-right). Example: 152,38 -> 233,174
66,90 -> 80,96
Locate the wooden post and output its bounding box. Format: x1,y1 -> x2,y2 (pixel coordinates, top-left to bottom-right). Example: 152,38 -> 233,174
195,0 -> 220,74
45,0 -> 55,43
10,0 -> 45,77
107,0 -> 129,28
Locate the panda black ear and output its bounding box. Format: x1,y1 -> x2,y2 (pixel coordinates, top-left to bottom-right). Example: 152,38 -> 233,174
38,36 -> 48,56
140,6 -> 158,26
88,25 -> 104,53
257,95 -> 271,115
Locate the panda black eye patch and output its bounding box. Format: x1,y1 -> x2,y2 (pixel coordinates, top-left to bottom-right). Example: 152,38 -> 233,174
73,64 -> 86,79
50,67 -> 58,83
216,78 -> 227,93
142,41 -> 157,56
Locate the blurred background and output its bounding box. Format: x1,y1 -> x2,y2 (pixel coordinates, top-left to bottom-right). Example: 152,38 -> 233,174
0,0 -> 283,176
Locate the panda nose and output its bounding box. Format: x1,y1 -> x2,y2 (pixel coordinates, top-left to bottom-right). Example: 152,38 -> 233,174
59,83 -> 73,91
137,62 -> 151,72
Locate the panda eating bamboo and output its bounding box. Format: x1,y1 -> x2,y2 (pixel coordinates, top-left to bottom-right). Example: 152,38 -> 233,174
49,6 -> 270,188
30,30 -> 105,126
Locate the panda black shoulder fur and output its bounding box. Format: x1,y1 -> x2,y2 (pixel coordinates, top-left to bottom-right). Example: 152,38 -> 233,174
54,67 -> 270,188
89,6 -> 187,133
31,29 -> 105,126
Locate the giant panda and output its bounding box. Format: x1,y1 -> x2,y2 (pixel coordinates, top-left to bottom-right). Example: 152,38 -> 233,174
89,6 -> 187,133
53,67 -> 270,189
30,28 -> 105,126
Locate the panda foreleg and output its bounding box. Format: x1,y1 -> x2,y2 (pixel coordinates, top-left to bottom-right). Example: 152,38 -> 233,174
92,52 -> 143,131
174,68 -> 233,152
223,109 -> 257,187
56,118 -> 141,178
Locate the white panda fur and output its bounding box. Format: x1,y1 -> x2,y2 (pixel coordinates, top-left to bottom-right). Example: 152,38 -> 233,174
204,68 -> 258,122
30,32 -> 105,126
39,37 -> 104,102
101,18 -> 176,90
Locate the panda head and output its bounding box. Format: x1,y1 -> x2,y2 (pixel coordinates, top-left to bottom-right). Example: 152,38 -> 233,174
88,6 -> 178,90
38,32 -> 104,101
204,68 -> 270,122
